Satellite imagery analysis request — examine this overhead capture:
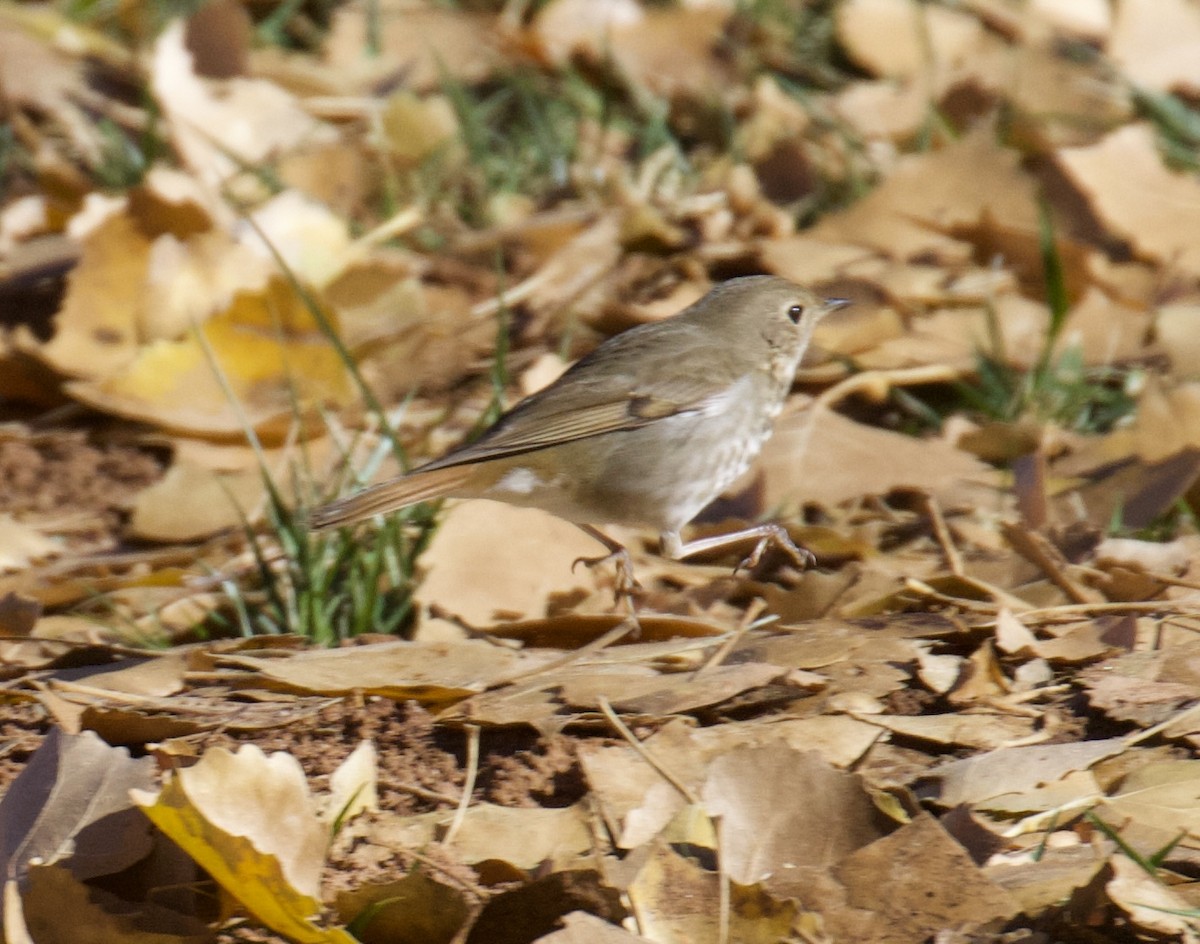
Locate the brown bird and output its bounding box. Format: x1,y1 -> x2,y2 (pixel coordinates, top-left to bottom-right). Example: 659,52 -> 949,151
311,275 -> 846,584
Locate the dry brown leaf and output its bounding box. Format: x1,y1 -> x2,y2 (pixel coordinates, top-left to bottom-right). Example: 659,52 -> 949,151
333,871 -> 471,944
916,738 -> 1126,807
20,862 -> 210,944
413,502 -> 605,632
1028,0 -> 1111,39
351,279 -> 498,399
629,835 -> 798,944
1109,0 -> 1200,95
1082,638 -> 1200,723
984,843 -> 1107,915
1156,301 -> 1200,377
243,190 -> 353,289
49,652 -> 188,697
0,518 -> 61,572
757,402 -> 999,513
834,814 -> 1021,939
1055,287 -> 1153,366
1007,43 -> 1130,149
1104,855 -> 1200,938
17,210 -> 151,380
324,740 -> 378,824
810,127 -> 1039,262
1055,124 -> 1200,277
324,3 -> 500,94
126,459 -> 264,541
445,802 -> 593,871
981,769 -> 1103,816
1033,621 -> 1125,664
1096,758 -> 1200,858
530,0 -> 643,68
222,638 -> 556,701
578,724 -> 706,849
606,6 -> 733,100
1130,378 -> 1200,464
832,78 -> 932,141
860,712 -> 1036,751
702,747 -> 889,891
379,92 -> 461,166
0,18 -> 103,167
582,663 -> 784,716
836,0 -> 985,80
0,727 -> 156,925
68,278 -> 353,438
532,910 -> 651,944
859,296 -> 1050,372
151,19 -> 334,187
689,715 -> 883,770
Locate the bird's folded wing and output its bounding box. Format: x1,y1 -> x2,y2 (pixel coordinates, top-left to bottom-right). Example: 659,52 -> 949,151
419,378 -> 733,471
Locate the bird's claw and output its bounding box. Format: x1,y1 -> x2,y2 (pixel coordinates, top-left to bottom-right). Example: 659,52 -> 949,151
733,526 -> 815,576
573,548 -> 642,598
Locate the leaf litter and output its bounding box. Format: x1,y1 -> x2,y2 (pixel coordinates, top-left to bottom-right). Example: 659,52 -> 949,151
3,0 -> 1200,941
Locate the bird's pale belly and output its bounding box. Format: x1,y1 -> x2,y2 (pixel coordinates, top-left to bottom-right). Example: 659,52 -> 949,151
479,405 -> 775,532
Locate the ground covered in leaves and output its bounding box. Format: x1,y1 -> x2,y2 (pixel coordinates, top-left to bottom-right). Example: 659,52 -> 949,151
3,0 -> 1200,942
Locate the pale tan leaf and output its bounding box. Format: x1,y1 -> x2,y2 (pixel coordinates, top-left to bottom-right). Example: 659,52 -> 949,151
1105,855 -> 1199,937
1056,124 -> 1200,277
325,740 -> 378,824
836,0 -> 984,80
532,910 -> 651,943
701,747 -> 888,887
132,744 -> 353,943
919,738 -> 1127,807
1109,0 -> 1200,95
223,638 -> 556,701
151,20 -> 334,187
413,502 -> 604,631
629,837 -> 798,944
446,803 -> 593,870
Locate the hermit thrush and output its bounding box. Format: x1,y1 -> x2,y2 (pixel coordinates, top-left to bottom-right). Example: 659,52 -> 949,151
311,275 -> 846,580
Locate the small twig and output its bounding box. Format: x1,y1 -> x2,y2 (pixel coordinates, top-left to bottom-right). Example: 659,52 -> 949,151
379,779 -> 461,805
814,365 -> 965,412
490,616 -> 639,688
695,600 -> 768,677
379,845 -> 485,898
598,697 -> 699,805
717,817 -> 731,944
902,578 -> 1003,614
443,724 -> 480,846
1019,600 -> 1200,624
1001,523 -> 1095,605
924,495 -> 964,578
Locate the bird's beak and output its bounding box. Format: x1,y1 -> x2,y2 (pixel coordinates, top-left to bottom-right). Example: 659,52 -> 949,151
823,297 -> 851,312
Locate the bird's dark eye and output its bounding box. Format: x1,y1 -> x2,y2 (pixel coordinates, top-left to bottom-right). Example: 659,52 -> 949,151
788,304 -> 805,323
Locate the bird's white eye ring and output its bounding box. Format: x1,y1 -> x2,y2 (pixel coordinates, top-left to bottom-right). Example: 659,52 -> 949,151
788,304 -> 805,323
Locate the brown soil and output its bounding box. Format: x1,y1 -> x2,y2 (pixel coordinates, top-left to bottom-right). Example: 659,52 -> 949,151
0,430 -> 165,545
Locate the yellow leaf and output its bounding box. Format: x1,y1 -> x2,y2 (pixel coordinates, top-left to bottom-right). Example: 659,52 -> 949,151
132,744 -> 354,944
69,278 -> 352,437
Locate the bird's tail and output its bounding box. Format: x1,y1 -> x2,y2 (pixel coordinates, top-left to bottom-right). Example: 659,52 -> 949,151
309,464 -> 474,530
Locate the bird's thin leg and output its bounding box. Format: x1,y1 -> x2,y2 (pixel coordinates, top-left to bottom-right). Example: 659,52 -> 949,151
572,524 -> 643,601
668,523 -> 815,573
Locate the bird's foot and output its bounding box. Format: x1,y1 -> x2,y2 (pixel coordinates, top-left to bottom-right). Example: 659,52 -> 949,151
735,524 -> 815,575
572,523 -> 644,605
572,547 -> 643,599
673,523 -> 815,576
